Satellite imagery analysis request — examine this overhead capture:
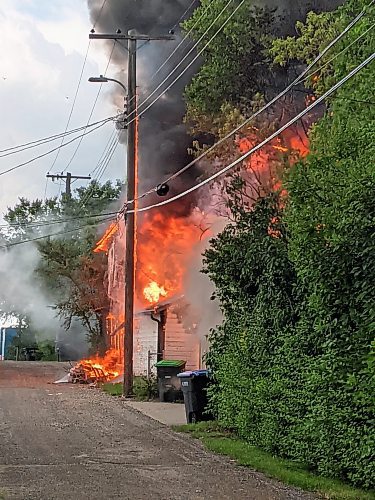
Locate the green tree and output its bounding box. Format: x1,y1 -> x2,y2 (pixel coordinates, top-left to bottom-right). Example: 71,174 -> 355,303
204,190 -> 303,452
182,1 -> 275,116
0,180 -> 122,352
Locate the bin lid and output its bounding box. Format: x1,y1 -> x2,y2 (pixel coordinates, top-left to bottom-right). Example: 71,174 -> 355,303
154,359 -> 186,368
177,369 -> 209,378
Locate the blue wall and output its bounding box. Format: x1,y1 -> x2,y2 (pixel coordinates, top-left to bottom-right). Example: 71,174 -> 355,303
1,328 -> 18,359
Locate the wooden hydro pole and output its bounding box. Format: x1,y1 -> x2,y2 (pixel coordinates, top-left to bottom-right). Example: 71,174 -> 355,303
46,172 -> 91,199
89,30 -> 174,396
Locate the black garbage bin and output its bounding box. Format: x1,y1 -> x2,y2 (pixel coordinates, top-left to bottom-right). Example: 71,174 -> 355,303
178,370 -> 212,423
23,347 -> 38,361
154,360 -> 186,402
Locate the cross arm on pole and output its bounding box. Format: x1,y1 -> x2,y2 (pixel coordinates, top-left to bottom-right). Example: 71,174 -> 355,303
89,33 -> 175,41
46,174 -> 91,180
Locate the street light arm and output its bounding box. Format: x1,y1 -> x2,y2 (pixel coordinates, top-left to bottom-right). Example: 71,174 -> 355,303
88,76 -> 127,95
103,77 -> 127,95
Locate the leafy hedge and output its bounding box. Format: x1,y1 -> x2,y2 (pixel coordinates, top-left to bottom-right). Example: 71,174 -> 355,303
202,0 -> 375,489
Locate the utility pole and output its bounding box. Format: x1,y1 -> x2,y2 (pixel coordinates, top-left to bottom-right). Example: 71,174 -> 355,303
89,30 -> 174,397
46,172 -> 91,199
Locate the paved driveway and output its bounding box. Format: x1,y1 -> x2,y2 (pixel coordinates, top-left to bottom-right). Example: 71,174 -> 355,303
0,362 -> 314,500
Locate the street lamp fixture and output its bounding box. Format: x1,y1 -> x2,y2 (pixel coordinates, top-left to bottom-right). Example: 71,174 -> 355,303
89,75 -> 128,130
88,75 -> 127,95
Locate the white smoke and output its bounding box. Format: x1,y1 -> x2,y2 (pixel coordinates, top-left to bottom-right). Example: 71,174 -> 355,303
182,213 -> 227,341
0,238 -> 88,358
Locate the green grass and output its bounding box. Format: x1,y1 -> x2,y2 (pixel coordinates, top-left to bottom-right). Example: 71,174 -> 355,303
174,422 -> 375,500
102,382 -> 123,396
102,377 -> 158,401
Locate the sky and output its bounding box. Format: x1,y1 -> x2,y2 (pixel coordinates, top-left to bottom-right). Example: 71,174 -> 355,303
0,0 -> 125,220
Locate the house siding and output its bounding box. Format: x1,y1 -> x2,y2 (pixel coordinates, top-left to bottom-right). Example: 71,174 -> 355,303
163,311 -> 200,371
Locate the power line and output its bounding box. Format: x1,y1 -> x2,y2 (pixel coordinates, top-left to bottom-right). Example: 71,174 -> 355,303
62,41 -> 117,173
125,0 -> 374,206
113,0 -> 230,114
0,119 -> 114,177
0,210 -> 119,230
91,130 -> 118,178
49,40 -> 92,173
78,0 -> 371,213
292,87 -> 375,105
0,216 -> 116,250
92,0 -> 108,30
150,1 -> 213,83
96,140 -> 120,183
78,138 -> 119,207
78,132 -> 120,208
3,0 -> 371,214
123,52 -> 375,215
301,22 -> 375,83
128,0 -> 370,129
129,0 -> 240,122
4,52 -> 372,245
0,116 -> 115,157
170,0 -> 198,32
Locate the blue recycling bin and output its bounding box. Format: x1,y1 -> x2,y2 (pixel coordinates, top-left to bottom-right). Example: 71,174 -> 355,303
177,369 -> 213,423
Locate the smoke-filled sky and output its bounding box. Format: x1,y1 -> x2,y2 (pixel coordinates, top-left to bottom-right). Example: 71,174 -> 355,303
0,0 -> 123,221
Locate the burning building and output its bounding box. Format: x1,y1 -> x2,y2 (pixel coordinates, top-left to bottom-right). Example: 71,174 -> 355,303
91,209 -> 210,379
75,0 -> 332,382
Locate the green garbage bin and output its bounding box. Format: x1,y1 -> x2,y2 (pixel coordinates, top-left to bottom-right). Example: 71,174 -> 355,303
155,360 -> 186,402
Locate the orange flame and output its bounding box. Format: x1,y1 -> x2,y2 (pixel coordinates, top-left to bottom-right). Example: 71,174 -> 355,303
143,281 -> 167,303
273,144 -> 289,153
136,212 -> 205,305
74,348 -> 120,381
94,222 -> 118,253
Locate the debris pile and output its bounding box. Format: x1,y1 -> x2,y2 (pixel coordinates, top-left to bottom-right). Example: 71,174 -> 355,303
69,362 -> 115,384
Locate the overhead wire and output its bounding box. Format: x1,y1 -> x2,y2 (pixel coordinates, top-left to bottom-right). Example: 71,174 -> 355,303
3,0 -> 372,162
127,0 -> 371,131
150,0 -> 211,83
0,0 -> 111,160
301,22 -> 375,83
0,216 -> 117,250
0,210 -> 120,229
3,0 -> 372,220
129,0 -> 242,122
49,40 -> 92,173
62,40 -> 117,174
292,87 -> 375,105
0,116 -> 116,157
96,139 -> 120,183
170,0 -> 198,32
0,0 -> 239,175
69,40 -> 121,207
114,0 -> 233,114
92,0 -> 108,30
66,0 -> 213,205
123,52 -> 374,215
0,118 -> 114,177
78,129 -> 122,208
3,53 -> 373,245
123,0 -> 375,206
91,131 -> 118,178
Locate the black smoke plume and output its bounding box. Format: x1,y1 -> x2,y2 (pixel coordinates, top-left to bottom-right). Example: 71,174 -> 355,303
87,0 -> 200,214
86,0 -> 344,212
